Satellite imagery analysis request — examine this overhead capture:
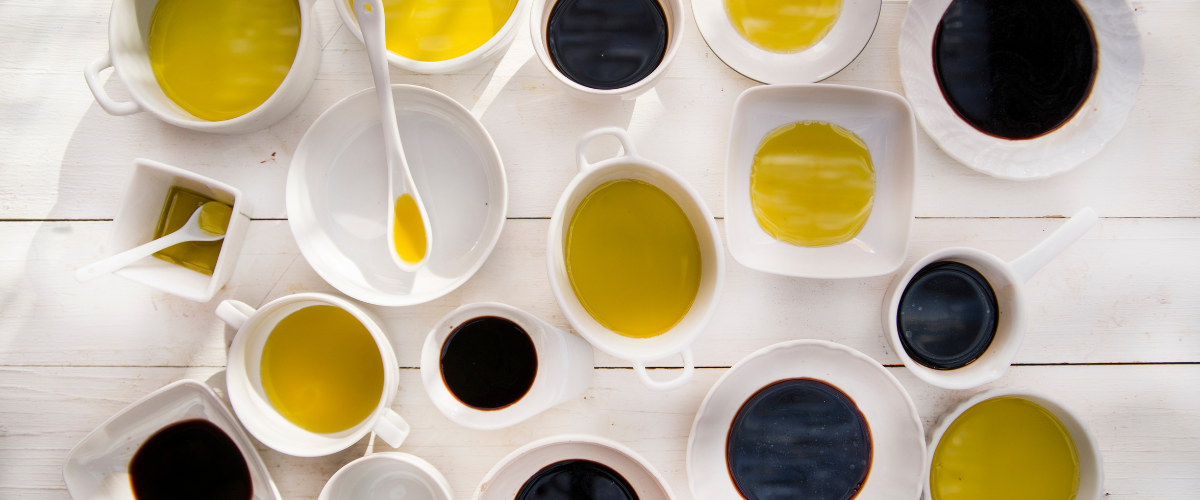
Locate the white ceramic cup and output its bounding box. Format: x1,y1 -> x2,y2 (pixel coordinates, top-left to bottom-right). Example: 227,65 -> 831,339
218,293 -> 410,457
925,388 -> 1104,500
421,302 -> 594,430
319,452 -> 453,500
530,0 -> 684,100
548,127 -> 725,392
882,207 -> 1099,390
84,0 -> 322,133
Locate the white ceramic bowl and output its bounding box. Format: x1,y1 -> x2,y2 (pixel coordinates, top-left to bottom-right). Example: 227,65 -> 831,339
64,380 -> 281,500
925,388 -> 1105,500
725,84 -> 916,279
103,159 -> 251,302
287,84 -> 507,306
688,340 -> 926,500
473,434 -> 675,500
83,0 -> 322,133
693,0 -> 881,83
334,0 -> 531,74
319,453 -> 454,500
529,0 -> 685,100
898,0 -> 1143,179
548,127 -> 725,392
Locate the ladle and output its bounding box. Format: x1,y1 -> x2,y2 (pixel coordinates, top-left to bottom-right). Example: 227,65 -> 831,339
355,0 -> 434,272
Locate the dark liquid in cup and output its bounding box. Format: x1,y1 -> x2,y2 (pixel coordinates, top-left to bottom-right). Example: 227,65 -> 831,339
727,379 -> 872,500
897,261 -> 999,370
933,0 -> 1097,140
516,459 -> 640,500
440,316 -> 538,410
546,0 -> 668,90
129,419 -> 252,500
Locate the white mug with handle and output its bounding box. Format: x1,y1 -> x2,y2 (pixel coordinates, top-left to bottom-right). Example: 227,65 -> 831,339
218,292 -> 409,457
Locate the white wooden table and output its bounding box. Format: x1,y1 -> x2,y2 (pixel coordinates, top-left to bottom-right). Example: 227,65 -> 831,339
2,0 -> 1198,498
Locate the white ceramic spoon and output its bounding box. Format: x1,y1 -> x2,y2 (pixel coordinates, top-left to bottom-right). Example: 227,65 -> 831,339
74,202 -> 228,283
355,0 -> 434,273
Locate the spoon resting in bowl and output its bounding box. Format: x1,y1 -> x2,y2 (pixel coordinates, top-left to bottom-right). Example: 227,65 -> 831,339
74,201 -> 230,283
355,0 -> 434,272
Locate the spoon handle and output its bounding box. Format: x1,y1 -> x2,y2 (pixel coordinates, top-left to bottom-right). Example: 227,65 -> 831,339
74,230 -> 190,283
355,0 -> 407,177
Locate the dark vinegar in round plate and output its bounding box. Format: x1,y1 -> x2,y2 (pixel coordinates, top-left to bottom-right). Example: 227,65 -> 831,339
516,459 -> 640,500
546,0 -> 668,90
897,261 -> 998,370
440,316 -> 538,410
933,0 -> 1097,140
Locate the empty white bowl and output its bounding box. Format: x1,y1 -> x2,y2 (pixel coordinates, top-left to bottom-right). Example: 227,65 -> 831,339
103,159 -> 251,302
319,453 -> 453,500
64,380 -> 280,500
287,84 -> 507,306
898,0 -> 1143,179
692,0 -> 881,83
724,84 -> 916,279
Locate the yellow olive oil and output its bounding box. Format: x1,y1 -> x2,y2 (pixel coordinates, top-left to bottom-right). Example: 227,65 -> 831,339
350,0 -> 518,62
260,305 -> 385,434
565,179 -> 702,338
148,0 -> 301,121
931,397 -> 1080,500
725,0 -> 841,53
750,121 -> 874,247
152,187 -> 232,276
393,194 -> 427,264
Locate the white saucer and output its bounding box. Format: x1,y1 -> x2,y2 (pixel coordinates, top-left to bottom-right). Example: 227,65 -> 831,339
687,340 -> 925,500
898,0 -> 1143,180
287,85 -> 507,306
692,0 -> 882,83
63,380 -> 280,500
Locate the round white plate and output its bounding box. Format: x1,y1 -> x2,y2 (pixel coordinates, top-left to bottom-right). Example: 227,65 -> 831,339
898,0 -> 1143,180
287,85 -> 507,306
693,0 -> 882,84
687,340 -> 926,500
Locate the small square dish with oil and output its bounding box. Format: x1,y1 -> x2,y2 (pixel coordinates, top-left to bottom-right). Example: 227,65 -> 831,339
724,84 -> 916,279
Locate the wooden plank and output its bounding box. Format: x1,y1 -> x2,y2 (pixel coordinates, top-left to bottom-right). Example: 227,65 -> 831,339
1,365 -> 1196,499
0,1 -> 1198,220
1,217 -> 1195,368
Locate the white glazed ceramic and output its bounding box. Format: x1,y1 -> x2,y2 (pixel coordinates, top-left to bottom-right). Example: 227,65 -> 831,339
83,0 -> 322,133
898,0 -> 1143,179
421,302 -> 594,430
334,0 -> 531,74
530,0 -> 684,100
693,0 -> 881,83
883,208 -> 1100,390
287,84 -> 507,306
319,452 -> 454,500
725,84 -> 916,279
548,127 -> 725,392
924,388 -> 1105,500
100,159 -> 250,302
218,293 -> 410,457
687,340 -> 926,500
64,380 -> 281,500
473,434 -> 675,500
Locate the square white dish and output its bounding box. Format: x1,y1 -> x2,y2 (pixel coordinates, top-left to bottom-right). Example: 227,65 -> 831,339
724,84 -> 916,279
63,380 -> 280,500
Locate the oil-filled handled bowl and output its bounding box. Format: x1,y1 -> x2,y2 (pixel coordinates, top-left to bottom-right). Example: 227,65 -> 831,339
83,0 -> 322,133
547,127 -> 724,392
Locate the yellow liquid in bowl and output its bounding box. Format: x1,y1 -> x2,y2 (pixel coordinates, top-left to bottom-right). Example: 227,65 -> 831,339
931,397 -> 1081,500
565,179 -> 703,339
351,0 -> 518,62
260,305 -> 385,434
148,0 -> 302,121
724,0 -> 841,53
393,193 -> 427,264
750,121 -> 874,247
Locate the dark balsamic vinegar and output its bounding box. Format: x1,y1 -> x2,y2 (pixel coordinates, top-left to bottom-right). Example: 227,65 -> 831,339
933,0 -> 1098,140
896,261 -> 999,370
129,419 -> 252,500
546,0 -> 668,90
726,379 -> 872,500
440,316 -> 538,410
516,460 -> 640,500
